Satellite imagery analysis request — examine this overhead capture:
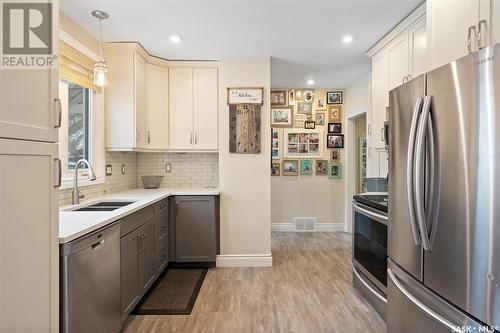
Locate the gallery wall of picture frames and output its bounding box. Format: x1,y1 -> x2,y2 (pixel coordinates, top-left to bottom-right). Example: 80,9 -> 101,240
270,88 -> 344,179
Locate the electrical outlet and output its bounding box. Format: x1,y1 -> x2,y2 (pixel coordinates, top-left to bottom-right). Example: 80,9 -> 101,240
121,164 -> 126,174
165,163 -> 171,173
105,164 -> 112,176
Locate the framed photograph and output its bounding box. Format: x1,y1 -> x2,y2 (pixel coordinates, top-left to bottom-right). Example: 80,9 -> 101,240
227,87 -> 264,105
304,89 -> 314,103
293,114 -> 307,128
297,102 -> 313,115
328,122 -> 342,133
327,105 -> 343,122
327,134 -> 344,148
304,120 -> 316,129
331,149 -> 340,161
328,162 -> 342,179
283,159 -> 299,176
314,160 -> 327,176
271,106 -> 293,127
272,128 -> 280,159
300,159 -> 314,176
284,128 -> 323,158
327,91 -> 343,104
316,97 -> 326,110
271,90 -> 287,106
315,112 -> 325,125
271,162 -> 281,176
295,89 -> 304,102
288,89 -> 295,105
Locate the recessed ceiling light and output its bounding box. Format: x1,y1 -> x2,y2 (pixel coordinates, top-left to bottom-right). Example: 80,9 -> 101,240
169,35 -> 182,44
342,35 -> 354,44
307,79 -> 315,86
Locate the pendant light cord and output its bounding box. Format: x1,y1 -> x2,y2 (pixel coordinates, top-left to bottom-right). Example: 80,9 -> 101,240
99,18 -> 103,61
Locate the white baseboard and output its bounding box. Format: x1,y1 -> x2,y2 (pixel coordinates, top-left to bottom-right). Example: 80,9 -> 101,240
271,222 -> 345,232
216,254 -> 273,267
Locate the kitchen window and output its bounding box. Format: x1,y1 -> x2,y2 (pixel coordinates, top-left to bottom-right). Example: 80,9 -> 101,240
58,35 -> 105,189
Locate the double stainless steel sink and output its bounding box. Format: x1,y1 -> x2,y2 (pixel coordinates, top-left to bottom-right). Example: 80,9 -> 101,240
71,201 -> 135,212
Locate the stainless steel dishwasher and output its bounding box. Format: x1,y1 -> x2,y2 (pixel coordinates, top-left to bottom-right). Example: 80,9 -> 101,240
60,223 -> 121,333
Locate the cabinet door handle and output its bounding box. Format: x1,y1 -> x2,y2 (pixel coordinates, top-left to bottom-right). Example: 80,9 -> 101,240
468,25 -> 477,53
147,130 -> 151,144
195,132 -> 198,145
368,124 -> 372,135
190,132 -> 193,145
136,128 -> 141,143
478,19 -> 487,49
381,127 -> 385,142
54,158 -> 62,188
54,98 -> 62,128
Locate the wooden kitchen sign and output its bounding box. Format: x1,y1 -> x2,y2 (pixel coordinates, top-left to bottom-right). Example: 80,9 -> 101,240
229,104 -> 261,154
227,87 -> 264,105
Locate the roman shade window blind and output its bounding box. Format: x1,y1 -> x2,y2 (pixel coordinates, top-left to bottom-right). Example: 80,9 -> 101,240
59,41 -> 99,91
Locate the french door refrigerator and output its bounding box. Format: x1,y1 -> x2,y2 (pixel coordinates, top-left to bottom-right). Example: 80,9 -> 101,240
388,43 -> 500,332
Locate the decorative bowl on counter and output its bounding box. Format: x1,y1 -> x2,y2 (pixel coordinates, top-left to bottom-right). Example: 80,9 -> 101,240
141,175 -> 164,189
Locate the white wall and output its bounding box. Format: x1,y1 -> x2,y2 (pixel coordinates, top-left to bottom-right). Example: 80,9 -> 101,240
217,58 -> 272,267
271,89 -> 345,231
344,73 -> 371,233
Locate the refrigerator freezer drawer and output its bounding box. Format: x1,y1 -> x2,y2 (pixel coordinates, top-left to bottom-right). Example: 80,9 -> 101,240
387,260 -> 491,333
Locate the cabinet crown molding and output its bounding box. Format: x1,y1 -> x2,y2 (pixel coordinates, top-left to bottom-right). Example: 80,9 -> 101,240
367,3 -> 426,58
103,42 -> 219,68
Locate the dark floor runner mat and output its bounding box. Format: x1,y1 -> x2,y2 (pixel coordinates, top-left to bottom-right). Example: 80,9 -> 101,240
132,268 -> 207,315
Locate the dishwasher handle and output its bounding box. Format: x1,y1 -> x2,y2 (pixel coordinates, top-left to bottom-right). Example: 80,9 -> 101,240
91,239 -> 106,250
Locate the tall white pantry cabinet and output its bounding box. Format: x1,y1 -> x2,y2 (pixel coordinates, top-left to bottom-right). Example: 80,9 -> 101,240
0,4 -> 60,333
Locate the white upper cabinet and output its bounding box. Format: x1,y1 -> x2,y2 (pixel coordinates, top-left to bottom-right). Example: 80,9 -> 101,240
169,68 -> 194,150
146,64 -> 169,150
371,49 -> 389,151
408,17 -> 427,79
193,68 -> 218,150
388,33 -> 409,91
135,54 -> 147,149
169,67 -> 218,151
105,43 -> 218,151
366,4 -> 425,177
0,67 -> 59,143
105,44 -> 147,150
427,0 -> 498,71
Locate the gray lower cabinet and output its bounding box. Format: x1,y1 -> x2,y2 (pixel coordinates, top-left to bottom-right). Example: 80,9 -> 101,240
120,201 -> 167,321
120,229 -> 140,318
137,220 -> 156,293
172,196 -> 218,263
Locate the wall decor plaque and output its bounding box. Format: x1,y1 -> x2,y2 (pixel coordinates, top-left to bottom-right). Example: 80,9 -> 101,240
284,128 -> 323,158
227,87 -> 264,105
229,104 -> 261,153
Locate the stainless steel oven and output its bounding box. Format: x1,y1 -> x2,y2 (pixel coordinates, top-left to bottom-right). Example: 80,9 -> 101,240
352,198 -> 388,318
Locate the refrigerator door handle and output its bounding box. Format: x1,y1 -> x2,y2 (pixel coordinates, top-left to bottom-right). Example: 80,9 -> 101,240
415,96 -> 432,250
425,97 -> 441,247
406,97 -> 423,245
388,268 -> 458,331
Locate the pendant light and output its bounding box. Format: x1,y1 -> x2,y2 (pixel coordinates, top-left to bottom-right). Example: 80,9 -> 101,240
92,10 -> 109,87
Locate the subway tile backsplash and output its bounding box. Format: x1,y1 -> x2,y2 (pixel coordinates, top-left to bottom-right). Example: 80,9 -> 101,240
59,151 -> 219,206
137,152 -> 219,188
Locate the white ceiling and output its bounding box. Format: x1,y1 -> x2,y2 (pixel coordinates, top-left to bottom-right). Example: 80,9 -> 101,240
61,0 -> 422,89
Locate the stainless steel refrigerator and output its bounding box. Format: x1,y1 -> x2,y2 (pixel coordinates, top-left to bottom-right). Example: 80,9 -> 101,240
388,43 -> 500,332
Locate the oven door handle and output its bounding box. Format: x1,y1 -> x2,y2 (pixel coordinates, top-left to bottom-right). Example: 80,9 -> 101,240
353,266 -> 387,304
352,202 -> 388,224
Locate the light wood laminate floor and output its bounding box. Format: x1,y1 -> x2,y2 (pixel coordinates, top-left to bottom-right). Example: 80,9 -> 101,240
123,232 -> 386,333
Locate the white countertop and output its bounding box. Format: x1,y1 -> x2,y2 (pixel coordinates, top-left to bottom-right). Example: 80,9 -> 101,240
59,187 -> 220,244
